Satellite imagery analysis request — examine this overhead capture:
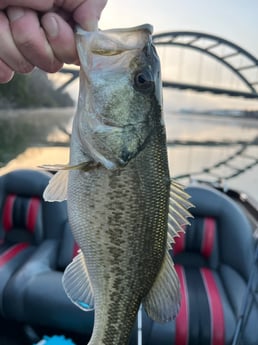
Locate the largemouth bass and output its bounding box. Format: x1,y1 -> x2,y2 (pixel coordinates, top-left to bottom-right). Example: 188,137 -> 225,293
43,24 -> 192,345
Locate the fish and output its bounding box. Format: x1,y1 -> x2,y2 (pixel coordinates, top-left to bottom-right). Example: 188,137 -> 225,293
43,24 -> 192,345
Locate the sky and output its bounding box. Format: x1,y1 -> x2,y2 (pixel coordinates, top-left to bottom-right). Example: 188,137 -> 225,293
99,0 -> 258,57
66,0 -> 258,111
99,0 -> 258,111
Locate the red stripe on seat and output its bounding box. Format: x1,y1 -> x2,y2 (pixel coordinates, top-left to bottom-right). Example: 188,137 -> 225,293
26,197 -> 41,233
201,268 -> 225,345
2,195 -> 16,231
73,242 -> 80,258
201,217 -> 216,259
175,264 -> 189,345
0,243 -> 29,267
173,230 -> 186,256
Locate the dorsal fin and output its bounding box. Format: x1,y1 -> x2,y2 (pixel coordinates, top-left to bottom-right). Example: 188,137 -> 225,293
168,180 -> 193,244
142,251 -> 180,322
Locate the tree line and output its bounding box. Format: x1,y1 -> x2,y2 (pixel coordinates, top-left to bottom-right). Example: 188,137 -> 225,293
0,69 -> 74,109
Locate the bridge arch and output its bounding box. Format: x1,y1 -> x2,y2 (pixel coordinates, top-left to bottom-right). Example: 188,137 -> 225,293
152,31 -> 258,99
57,31 -> 258,99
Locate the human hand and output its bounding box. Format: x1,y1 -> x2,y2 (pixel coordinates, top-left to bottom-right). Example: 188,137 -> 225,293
0,0 -> 108,83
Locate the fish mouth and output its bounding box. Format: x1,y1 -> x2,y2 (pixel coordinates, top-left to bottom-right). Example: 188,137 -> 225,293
76,24 -> 153,36
75,24 -> 158,170
101,117 -> 123,128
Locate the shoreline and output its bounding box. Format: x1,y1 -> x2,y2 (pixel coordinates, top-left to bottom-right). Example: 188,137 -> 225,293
177,109 -> 258,120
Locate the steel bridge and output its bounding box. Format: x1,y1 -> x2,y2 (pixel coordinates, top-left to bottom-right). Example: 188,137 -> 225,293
56,30 -> 258,99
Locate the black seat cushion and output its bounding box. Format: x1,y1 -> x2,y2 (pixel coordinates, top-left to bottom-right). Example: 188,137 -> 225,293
2,194 -> 43,244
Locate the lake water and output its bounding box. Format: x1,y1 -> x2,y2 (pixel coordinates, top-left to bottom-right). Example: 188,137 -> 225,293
0,107 -> 257,201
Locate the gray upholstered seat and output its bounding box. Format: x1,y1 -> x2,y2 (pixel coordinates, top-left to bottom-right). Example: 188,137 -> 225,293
1,173 -> 257,344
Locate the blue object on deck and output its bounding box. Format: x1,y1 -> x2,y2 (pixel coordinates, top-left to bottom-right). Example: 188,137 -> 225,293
34,335 -> 76,345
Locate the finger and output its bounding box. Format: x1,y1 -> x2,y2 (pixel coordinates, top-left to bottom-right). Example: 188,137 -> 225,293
0,11 -> 34,74
73,0 -> 108,31
41,13 -> 79,65
0,0 -> 54,11
0,59 -> 14,83
7,7 -> 63,73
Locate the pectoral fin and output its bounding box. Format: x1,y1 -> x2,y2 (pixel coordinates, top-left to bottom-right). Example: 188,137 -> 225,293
142,252 -> 180,322
42,161 -> 101,202
43,170 -> 69,202
62,250 -> 94,311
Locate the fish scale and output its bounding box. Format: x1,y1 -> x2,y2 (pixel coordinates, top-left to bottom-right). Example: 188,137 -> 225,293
67,129 -> 170,344
43,24 -> 192,345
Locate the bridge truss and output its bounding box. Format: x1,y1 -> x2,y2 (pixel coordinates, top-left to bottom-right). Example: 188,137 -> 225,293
57,30 -> 258,99
153,31 -> 258,99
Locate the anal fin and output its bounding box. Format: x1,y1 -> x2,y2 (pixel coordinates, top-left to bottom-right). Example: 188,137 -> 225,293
62,250 -> 94,311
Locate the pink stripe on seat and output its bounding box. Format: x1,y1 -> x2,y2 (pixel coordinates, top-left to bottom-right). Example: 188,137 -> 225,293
175,264 -> 189,345
26,197 -> 41,233
2,195 -> 16,231
0,243 -> 29,267
201,268 -> 225,345
201,217 -> 216,259
173,230 -> 186,256
73,242 -> 80,258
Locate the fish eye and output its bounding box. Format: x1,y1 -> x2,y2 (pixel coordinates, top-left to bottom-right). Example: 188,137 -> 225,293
134,70 -> 154,93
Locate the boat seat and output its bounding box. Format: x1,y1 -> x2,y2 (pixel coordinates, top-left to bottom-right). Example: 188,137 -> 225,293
0,169 -> 68,317
3,178 -> 257,345
0,169 -> 51,314
1,171 -> 147,340
145,184 -> 258,345
3,207 -> 94,336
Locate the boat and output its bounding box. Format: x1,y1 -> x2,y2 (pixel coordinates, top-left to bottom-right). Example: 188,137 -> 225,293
0,149 -> 257,345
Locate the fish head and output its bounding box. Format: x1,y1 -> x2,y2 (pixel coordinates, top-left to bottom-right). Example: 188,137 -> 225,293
75,24 -> 164,169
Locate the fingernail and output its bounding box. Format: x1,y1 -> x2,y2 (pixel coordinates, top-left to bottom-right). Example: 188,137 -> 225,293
43,15 -> 59,38
84,20 -> 98,32
7,7 -> 25,22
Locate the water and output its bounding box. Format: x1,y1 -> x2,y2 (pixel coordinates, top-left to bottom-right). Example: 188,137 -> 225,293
165,112 -> 258,201
0,108 -> 257,201
0,108 -> 73,172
